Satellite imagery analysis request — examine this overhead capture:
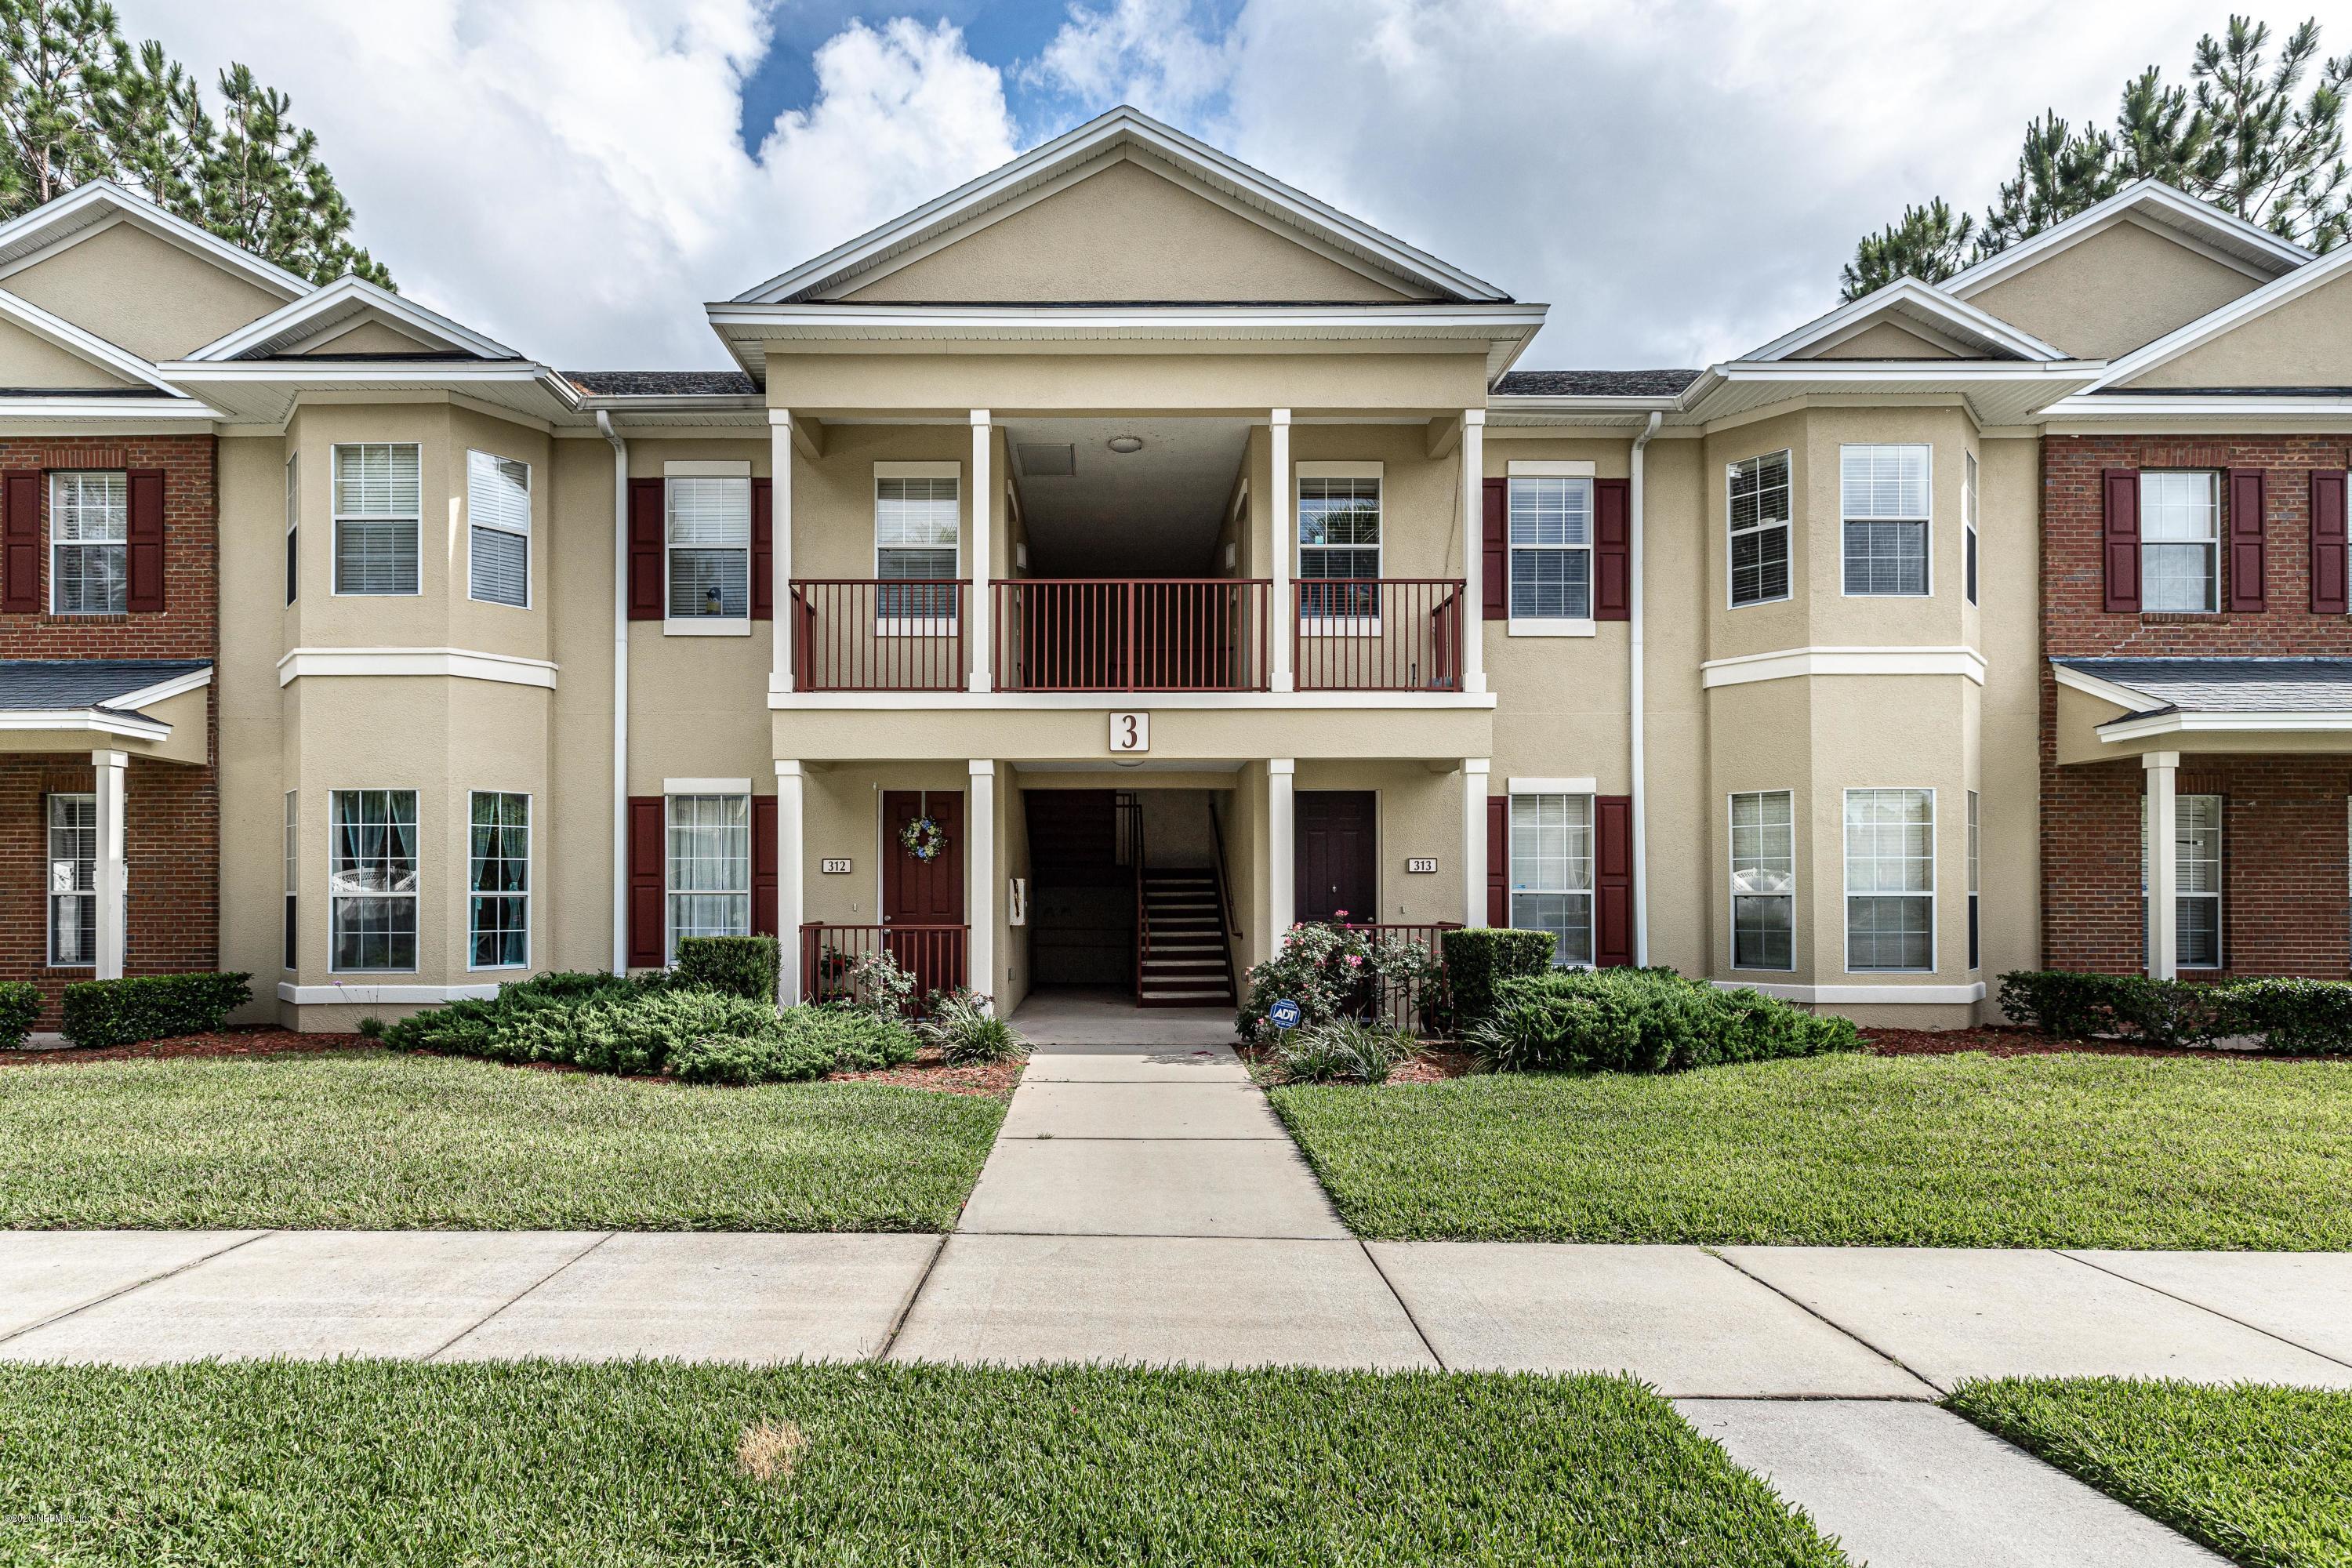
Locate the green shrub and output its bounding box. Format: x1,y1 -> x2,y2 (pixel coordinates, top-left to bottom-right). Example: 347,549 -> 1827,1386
1468,967 -> 1857,1075
59,972 -> 252,1050
806,1004 -> 921,1072
379,971 -> 639,1060
664,1030 -> 833,1086
671,935 -> 779,1002
837,949 -> 918,1018
667,1004 -> 916,1083
917,989 -> 1024,1065
1270,1018 -> 1417,1084
1997,969 -> 2240,1050
0,981 -> 42,1050
2223,978 -> 2352,1054
1439,927 -> 1557,1027
1237,924 -> 1443,1043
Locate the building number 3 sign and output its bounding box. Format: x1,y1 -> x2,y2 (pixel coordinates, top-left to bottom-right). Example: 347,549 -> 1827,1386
1110,712 -> 1150,753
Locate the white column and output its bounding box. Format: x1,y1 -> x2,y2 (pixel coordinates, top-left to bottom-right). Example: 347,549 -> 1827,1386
1463,758 -> 1490,928
2145,750 -> 2180,981
92,749 -> 127,981
1269,758 -> 1296,937
775,760 -> 804,1006
966,758 -> 996,1007
1461,408 -> 1486,694
769,410 -> 793,691
1269,409 -> 1294,692
968,410 -> 993,692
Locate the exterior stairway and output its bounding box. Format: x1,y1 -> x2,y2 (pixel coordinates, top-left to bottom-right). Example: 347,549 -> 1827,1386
1137,869 -> 1236,1007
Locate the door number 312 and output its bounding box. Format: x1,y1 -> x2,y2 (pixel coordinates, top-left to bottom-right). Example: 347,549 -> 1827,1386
1110,712 -> 1150,753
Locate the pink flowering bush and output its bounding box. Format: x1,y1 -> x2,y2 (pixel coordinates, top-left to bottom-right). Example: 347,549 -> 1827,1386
1236,921 -> 1444,1044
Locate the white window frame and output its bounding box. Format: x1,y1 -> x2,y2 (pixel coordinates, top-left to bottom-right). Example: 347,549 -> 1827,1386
1508,789 -> 1595,969
330,442 -> 423,597
2143,792 -> 2224,971
46,791 -> 96,967
465,449 -> 532,611
1726,450 -> 1793,609
1729,789 -> 1796,972
1505,459 -> 1598,636
1843,786 -> 1936,974
48,470 -> 128,616
1839,444 -> 1933,599
327,787 -> 420,974
1963,450 -> 1980,608
283,789 -> 298,971
662,460 -> 753,637
665,791 -> 752,964
2139,470 -> 2220,615
1296,461 -> 1385,635
283,452 -> 299,607
873,460 -> 962,637
466,789 -> 531,971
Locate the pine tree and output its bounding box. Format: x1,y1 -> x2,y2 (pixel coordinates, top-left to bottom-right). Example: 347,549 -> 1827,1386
0,0 -> 114,213
1839,198 -> 1976,299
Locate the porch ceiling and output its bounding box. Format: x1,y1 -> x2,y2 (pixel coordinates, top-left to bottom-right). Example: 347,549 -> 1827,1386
1002,416 -> 1249,577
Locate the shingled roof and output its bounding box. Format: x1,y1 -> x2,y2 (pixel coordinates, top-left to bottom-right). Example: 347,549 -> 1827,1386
1492,369 -> 1701,398
2055,657 -> 2352,718
562,370 -> 759,397
0,659 -> 210,713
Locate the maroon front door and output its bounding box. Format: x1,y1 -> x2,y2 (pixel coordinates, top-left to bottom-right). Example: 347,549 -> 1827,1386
883,790 -> 966,998
1296,791 -> 1376,924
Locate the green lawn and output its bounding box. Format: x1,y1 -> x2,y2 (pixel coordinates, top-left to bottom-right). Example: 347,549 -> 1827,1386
1269,1053 -> 2352,1247
0,1051 -> 1004,1231
1951,1378 -> 2352,1568
0,1360 -> 1847,1567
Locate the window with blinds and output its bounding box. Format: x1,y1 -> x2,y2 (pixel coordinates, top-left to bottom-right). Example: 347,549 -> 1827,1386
1845,787 -> 1934,971
467,451 -> 531,608
1728,451 -> 1791,606
1841,445 -> 1932,597
50,472 -> 127,615
1298,475 -> 1381,619
48,793 -> 96,966
1510,793 -> 1594,967
876,475 -> 960,621
1507,476 -> 1592,619
666,476 -> 750,619
1730,789 -> 1795,970
284,452 -> 299,605
332,443 -> 421,595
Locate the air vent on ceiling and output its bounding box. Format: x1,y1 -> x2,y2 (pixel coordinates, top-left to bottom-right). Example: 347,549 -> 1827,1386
1018,443 -> 1076,477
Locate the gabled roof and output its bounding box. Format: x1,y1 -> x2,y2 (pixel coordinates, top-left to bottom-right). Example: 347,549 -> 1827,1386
1944,178 -> 2310,299
733,105 -> 1510,307
181,275 -> 517,362
2085,241 -> 2352,392
1744,278 -> 2067,362
0,179 -> 311,302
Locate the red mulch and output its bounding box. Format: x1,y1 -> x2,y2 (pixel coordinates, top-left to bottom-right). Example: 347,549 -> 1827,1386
834,1047 -> 1025,1098
0,1027 -> 365,1067
1860,1024 -> 2286,1061
1234,1043 -> 1480,1083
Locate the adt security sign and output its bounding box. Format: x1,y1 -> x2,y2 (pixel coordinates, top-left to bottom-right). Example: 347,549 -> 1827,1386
1268,998 -> 1303,1032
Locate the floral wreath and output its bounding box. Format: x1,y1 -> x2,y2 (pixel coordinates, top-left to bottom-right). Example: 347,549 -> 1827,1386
899,815 -> 949,862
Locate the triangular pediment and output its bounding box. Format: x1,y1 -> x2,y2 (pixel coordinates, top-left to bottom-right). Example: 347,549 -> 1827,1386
1747,278 -> 2063,363
180,275 -> 517,363
2103,249 -> 2352,390
0,288 -> 183,397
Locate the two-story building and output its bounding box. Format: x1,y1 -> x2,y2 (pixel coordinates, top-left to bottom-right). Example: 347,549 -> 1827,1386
3,107 -> 2347,1031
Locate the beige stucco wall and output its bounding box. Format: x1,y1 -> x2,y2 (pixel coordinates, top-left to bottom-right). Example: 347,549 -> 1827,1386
0,316 -> 140,387
296,317 -> 436,355
842,154 -> 1417,306
1810,321 -> 1958,359
1640,437 -> 1713,975
1965,218 -> 2261,360
2125,267 -> 2352,388
3,219 -> 289,361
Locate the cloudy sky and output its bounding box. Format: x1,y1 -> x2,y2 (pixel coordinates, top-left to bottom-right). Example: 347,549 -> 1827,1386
120,0 -> 2228,372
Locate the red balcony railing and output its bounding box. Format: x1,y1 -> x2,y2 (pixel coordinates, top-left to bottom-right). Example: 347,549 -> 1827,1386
800,922 -> 968,1010
790,579 -> 967,692
1292,579 -> 1466,691
994,579 -> 1271,691
1329,920 -> 1461,1033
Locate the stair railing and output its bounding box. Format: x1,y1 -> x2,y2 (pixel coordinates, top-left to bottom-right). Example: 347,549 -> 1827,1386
1115,792 -> 1145,1003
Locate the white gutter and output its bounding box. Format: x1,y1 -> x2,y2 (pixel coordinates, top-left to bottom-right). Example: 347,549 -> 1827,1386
1629,409 -> 1662,966
597,411 -> 630,975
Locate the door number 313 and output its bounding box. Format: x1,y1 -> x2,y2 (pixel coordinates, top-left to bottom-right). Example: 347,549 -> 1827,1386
1109,712 -> 1150,753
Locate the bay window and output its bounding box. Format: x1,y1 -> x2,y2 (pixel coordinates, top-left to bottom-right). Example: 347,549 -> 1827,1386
1845,787 -> 1934,971
1841,445 -> 1930,597
1728,451 -> 1791,607
1730,789 -> 1795,970
332,443 -> 421,595
329,789 -> 418,971
468,791 -> 530,968
467,451 -> 532,608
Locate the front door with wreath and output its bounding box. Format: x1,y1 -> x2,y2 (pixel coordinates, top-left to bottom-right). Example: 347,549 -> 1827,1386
882,789 -> 965,996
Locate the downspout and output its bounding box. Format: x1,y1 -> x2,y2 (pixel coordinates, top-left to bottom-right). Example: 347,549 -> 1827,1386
1629,409 -> 1662,967
598,411 -> 629,975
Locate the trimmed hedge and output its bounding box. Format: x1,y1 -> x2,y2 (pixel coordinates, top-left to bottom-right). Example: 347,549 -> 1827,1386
671,936 -> 779,1003
670,1005 -> 918,1084
0,981 -> 42,1050
1439,928 -> 1557,1027
2000,968 -> 2352,1054
59,972 -> 252,1051
1468,967 -> 1859,1075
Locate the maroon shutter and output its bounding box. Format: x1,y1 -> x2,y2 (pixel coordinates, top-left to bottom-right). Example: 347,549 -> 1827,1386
1594,794 -> 1633,968
2312,470 -> 2350,615
1594,477 -> 1630,621
2102,469 -> 2140,614
626,478 -> 664,621
627,796 -> 666,967
2,470 -> 38,612
1485,793 -> 1508,927
2227,467 -> 2266,612
125,468 -> 165,612
752,793 -> 779,938
750,477 -> 773,621
1481,478 -> 1507,619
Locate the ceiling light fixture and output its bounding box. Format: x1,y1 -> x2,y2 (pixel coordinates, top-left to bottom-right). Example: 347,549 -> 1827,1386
1107,434 -> 1144,454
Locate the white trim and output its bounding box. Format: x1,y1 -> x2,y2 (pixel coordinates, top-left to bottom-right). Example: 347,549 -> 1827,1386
662,618 -> 752,637
1508,618 -> 1595,637
0,180 -> 311,299
1295,459 -> 1384,479
1508,776 -> 1597,794
2049,395 -> 2352,421
2049,660 -> 2158,711
1700,645 -> 1986,688
1842,786 -> 1937,976
1744,278 -> 2068,362
665,778 -> 753,796
462,788 -> 532,972
1726,448 -> 1795,610
464,449 -> 532,612
1838,442 -> 1933,598
0,708 -> 168,739
2099,709 -> 2352,742
1727,788 -> 1798,974
875,459 -> 960,479
278,982 -> 502,1005
1719,980 -> 1985,1005
1944,179 -> 2309,297
44,787 -> 96,971
106,664 -> 213,709
2092,241 -> 2352,391
184,274 -> 516,362
1506,459 -> 1596,477
275,647 -> 558,689
325,786 -> 421,977
665,458 -> 751,477
0,398 -> 214,423
771,687 -> 1497,710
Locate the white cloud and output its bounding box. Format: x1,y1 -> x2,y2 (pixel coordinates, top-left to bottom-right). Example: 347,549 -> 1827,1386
1021,0 -> 1232,124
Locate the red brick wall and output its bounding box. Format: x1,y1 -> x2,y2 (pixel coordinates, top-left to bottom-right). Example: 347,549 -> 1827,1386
0,437 -> 216,659
2042,434 -> 2352,975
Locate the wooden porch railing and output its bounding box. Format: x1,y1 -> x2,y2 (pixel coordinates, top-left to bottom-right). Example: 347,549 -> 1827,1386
789,579 -> 967,692
800,921 -> 967,1010
994,579 -> 1271,691
1293,579 -> 1466,691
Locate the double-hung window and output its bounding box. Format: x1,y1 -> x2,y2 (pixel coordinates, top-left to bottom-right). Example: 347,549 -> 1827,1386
1507,474 -> 1592,621
666,793 -> 750,961
1510,792 -> 1594,967
1727,452 -> 1791,606
1298,473 -> 1381,622
2140,471 -> 2220,613
332,443 -> 421,595
1963,451 -> 1980,607
283,790 -> 298,970
466,451 -> 532,608
468,791 -> 529,968
666,474 -> 751,622
2144,793 -> 2223,969
1845,788 -> 1934,971
46,793 -> 96,966
328,789 -> 418,971
1730,789 -> 1795,970
50,471 -> 126,615
283,453 -> 299,605
1841,445 -> 1930,596
874,469 -> 960,624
